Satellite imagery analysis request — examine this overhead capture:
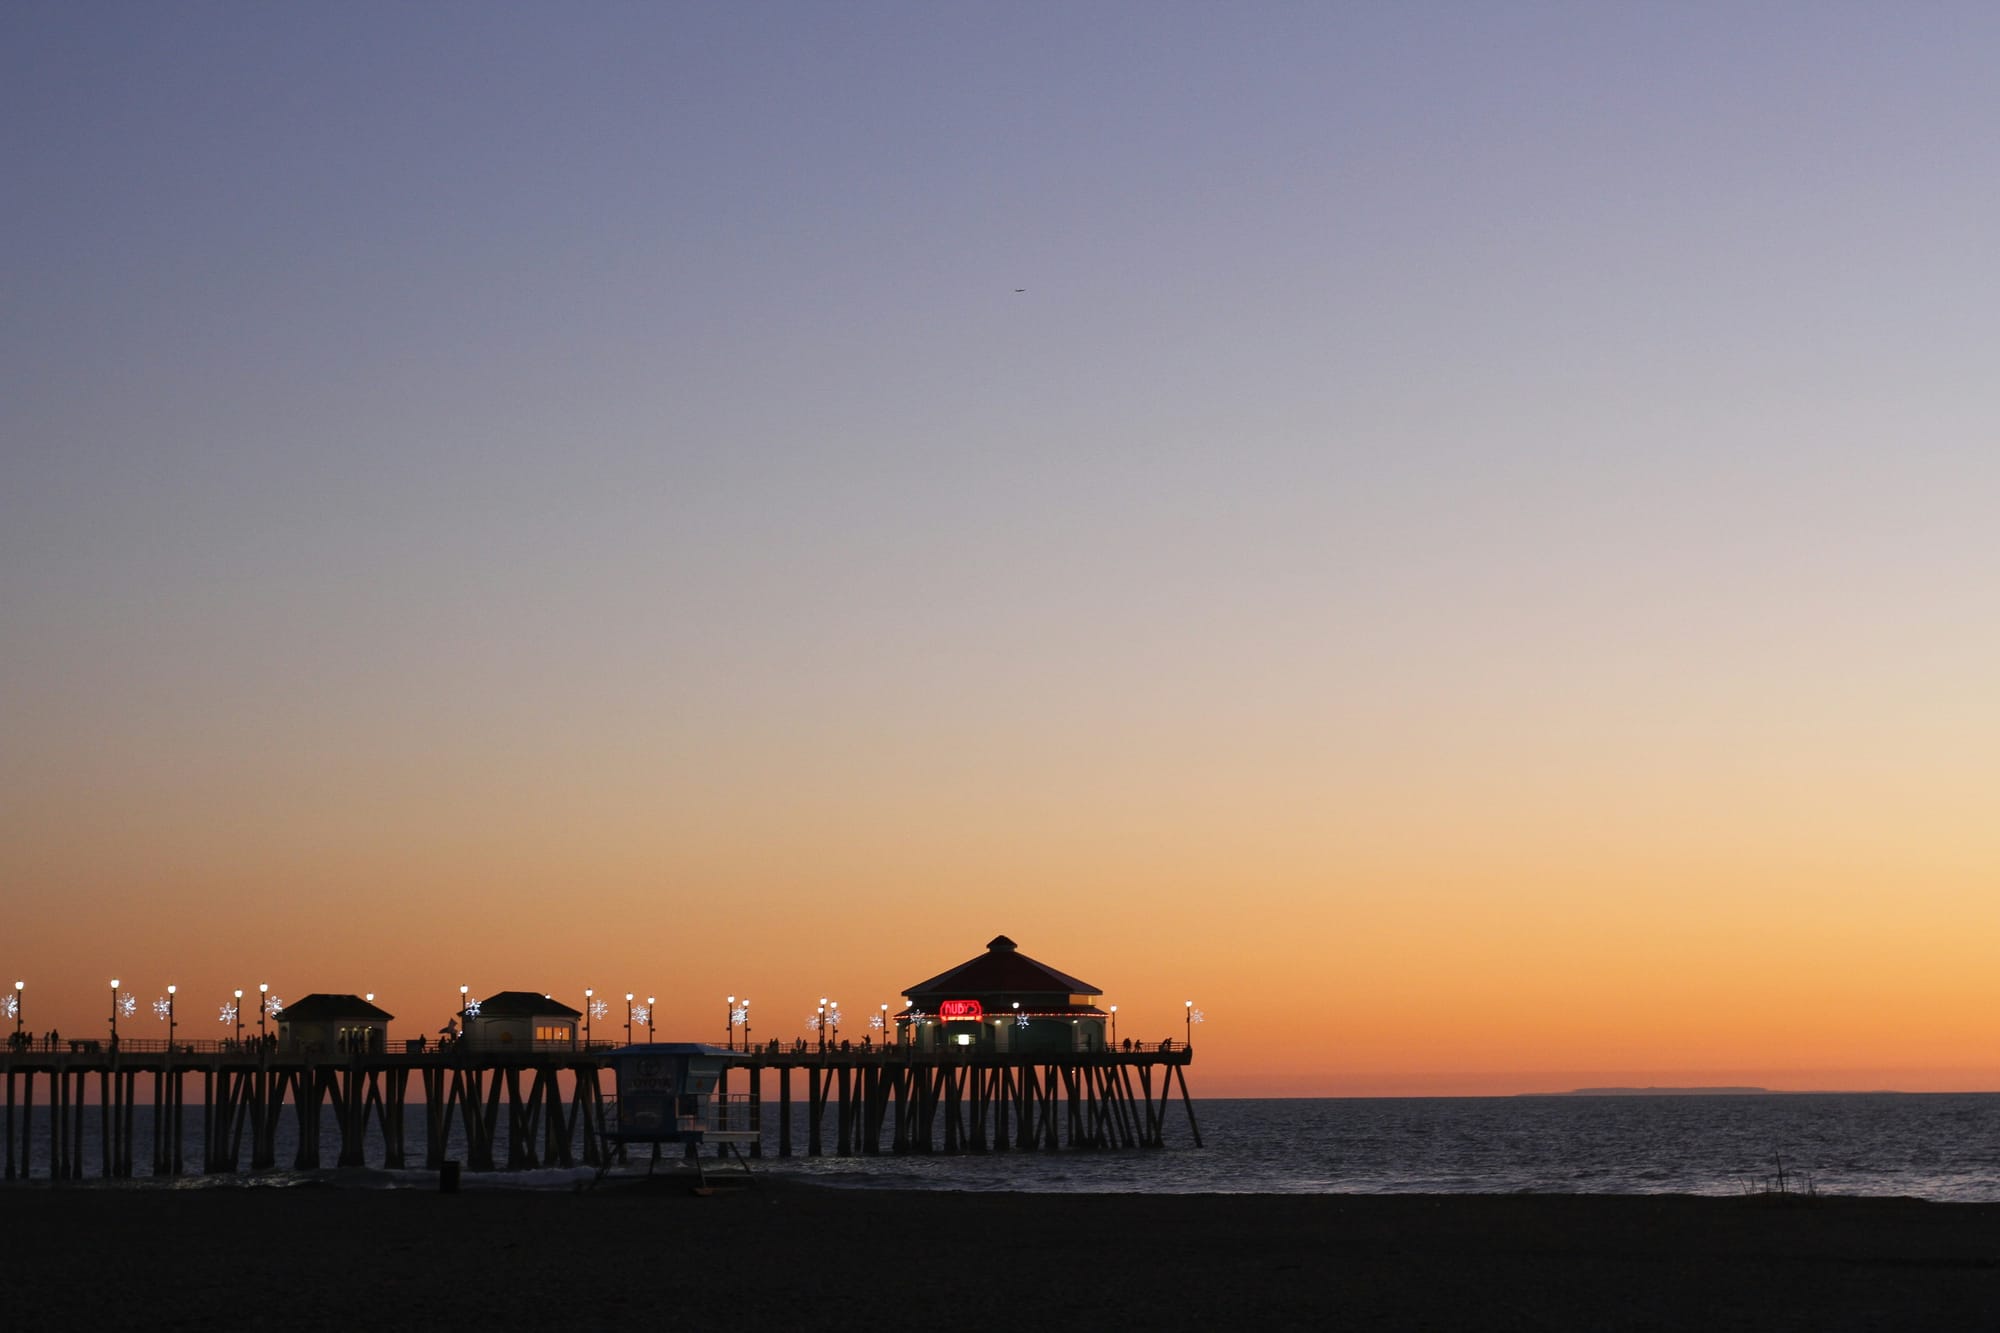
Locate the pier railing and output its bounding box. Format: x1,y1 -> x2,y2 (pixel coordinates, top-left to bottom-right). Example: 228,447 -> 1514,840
5,1035 -> 1194,1060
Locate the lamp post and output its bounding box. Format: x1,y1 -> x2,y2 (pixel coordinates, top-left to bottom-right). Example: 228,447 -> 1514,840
110,978 -> 120,1043
647,996 -> 656,1042
258,983 -> 269,1043
625,993 -> 633,1045
13,980 -> 22,1044
726,995 -> 735,1050
167,984 -> 176,1048
741,999 -> 750,1051
1184,1000 -> 1193,1047
233,989 -> 244,1046
879,1003 -> 889,1047
1109,1004 -> 1117,1047
584,989 -> 593,1046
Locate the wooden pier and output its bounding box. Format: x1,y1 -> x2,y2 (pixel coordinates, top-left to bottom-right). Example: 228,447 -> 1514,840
1,1041 -> 1198,1181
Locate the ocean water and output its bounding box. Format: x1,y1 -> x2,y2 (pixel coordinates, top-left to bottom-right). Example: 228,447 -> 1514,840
777,1095 -> 2000,1200
12,1095 -> 2000,1200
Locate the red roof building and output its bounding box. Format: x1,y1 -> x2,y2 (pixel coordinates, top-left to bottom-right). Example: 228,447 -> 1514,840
900,936 -> 1109,1054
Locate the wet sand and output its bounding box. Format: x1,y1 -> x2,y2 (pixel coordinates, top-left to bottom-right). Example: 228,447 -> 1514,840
7,1178 -> 1999,1330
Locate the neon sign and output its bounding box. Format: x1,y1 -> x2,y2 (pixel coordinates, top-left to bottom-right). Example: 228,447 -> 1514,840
938,1000 -> 984,1021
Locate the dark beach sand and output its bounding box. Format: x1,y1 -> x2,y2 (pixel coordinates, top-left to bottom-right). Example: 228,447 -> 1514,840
7,1177 -> 1999,1330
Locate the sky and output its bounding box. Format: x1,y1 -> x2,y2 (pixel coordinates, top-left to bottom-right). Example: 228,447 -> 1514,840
4,3 -> 1997,1096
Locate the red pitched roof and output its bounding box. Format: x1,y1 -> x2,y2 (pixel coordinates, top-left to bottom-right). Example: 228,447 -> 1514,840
904,936 -> 1100,998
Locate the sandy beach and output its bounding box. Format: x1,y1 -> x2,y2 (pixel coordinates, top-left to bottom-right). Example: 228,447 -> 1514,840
7,1177 -> 1998,1330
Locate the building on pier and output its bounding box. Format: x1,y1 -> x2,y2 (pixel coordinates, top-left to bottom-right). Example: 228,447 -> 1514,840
277,993 -> 393,1055
899,935 -> 1109,1054
465,991 -> 583,1049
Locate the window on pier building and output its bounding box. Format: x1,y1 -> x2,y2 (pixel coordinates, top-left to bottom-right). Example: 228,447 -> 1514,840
535,1025 -> 573,1042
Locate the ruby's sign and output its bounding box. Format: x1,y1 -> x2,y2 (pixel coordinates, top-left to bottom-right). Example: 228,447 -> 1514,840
938,999 -> 984,1021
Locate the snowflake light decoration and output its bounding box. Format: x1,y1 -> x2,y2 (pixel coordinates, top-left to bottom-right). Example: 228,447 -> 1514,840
1189,1008 -> 1206,1025
589,998 -> 609,1021
153,997 -> 172,1021
265,994 -> 284,1017
731,1005 -> 748,1026
1015,1011 -> 1031,1029
463,997 -> 481,1018
632,1004 -> 650,1029
219,1002 -> 239,1025
807,1014 -> 823,1032
868,1012 -> 884,1032
117,991 -> 137,1019
2,994 -> 16,1021
908,1008 -> 926,1025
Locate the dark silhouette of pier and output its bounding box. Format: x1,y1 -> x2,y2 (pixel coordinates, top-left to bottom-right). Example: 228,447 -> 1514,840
1,1039 -> 1199,1181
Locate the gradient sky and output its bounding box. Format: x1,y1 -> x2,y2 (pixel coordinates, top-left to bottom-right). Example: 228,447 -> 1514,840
5,3 -> 1997,1096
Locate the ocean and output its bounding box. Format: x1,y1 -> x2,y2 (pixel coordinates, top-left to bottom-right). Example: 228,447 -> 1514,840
12,1094 -> 2000,1200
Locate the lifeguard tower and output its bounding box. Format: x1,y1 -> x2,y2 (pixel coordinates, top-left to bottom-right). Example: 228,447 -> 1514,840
600,1042 -> 751,1185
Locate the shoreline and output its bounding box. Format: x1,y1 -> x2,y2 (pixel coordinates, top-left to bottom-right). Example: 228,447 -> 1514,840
5,1180 -> 1997,1329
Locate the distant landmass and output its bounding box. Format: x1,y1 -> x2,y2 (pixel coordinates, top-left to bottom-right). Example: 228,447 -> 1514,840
1536,1086 -> 1772,1097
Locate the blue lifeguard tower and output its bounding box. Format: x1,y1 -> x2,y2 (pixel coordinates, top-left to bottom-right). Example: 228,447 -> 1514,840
600,1042 -> 751,1185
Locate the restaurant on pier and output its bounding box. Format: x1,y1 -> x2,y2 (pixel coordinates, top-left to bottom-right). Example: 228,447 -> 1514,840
899,935 -> 1110,1054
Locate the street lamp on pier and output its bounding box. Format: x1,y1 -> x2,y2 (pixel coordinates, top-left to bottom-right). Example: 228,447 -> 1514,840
647,996 -> 656,1041
166,985 -> 176,1047
625,993 -> 633,1045
258,983 -> 269,1043
726,995 -> 735,1050
1110,1004 -> 1117,1048
110,978 -> 120,1043
234,989 -> 244,1046
584,989 -> 594,1045
13,980 -> 23,1044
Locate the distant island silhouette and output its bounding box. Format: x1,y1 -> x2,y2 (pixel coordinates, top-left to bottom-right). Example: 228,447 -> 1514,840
1531,1086 -> 1772,1097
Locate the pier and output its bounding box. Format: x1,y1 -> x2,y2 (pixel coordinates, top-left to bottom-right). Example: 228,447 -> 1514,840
1,1039 -> 1199,1181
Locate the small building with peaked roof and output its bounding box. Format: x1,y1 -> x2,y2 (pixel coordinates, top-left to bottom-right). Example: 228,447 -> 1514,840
277,994 -> 394,1056
464,990 -> 583,1050
899,936 -> 1109,1054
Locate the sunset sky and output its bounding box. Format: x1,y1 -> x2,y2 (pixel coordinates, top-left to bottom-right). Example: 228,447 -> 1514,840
4,4 -> 1997,1096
